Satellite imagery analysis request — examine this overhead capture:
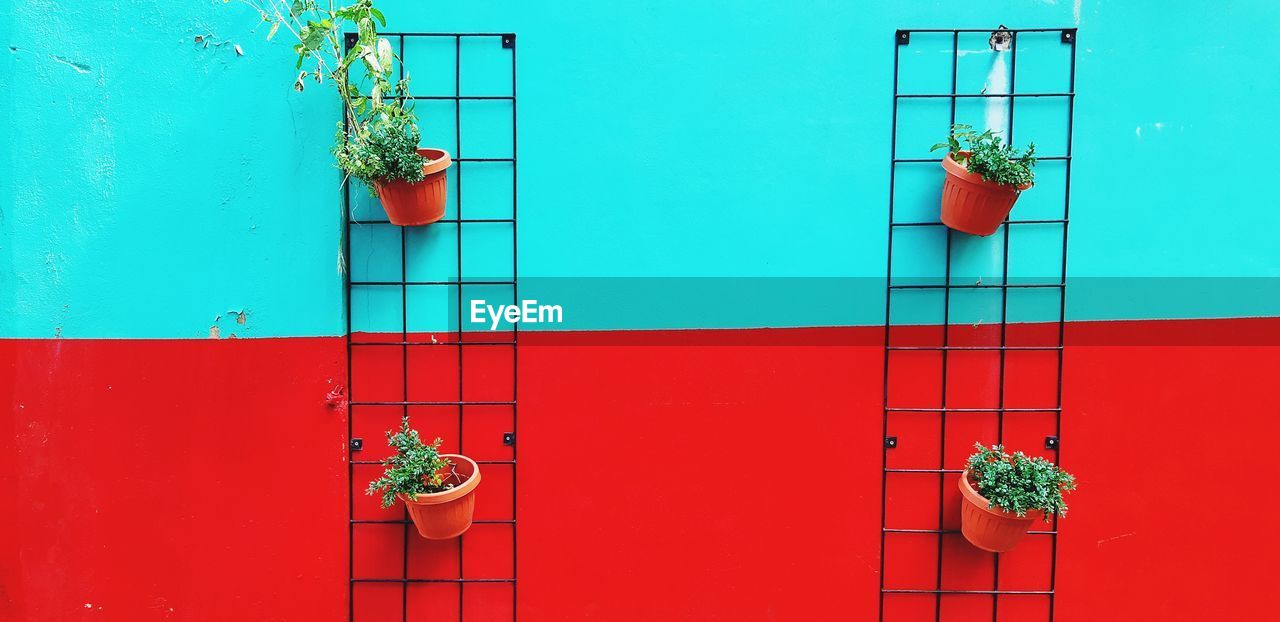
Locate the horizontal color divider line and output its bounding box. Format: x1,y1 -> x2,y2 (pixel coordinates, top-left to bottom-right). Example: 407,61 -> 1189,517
7,317 -> 1279,346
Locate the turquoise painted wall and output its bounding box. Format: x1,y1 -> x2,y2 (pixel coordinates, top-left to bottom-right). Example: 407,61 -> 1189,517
2,0 -> 342,338
5,0 -> 1278,337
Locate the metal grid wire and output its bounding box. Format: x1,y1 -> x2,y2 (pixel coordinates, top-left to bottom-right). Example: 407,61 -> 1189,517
344,32 -> 517,622
880,27 -> 1077,621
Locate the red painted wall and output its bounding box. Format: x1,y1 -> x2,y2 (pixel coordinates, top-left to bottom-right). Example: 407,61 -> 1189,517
1,338 -> 347,621
516,333 -> 884,620
7,318 -> 1279,620
1056,329 -> 1280,621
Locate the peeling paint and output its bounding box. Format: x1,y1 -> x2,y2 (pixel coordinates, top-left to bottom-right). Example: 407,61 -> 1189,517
50,54 -> 92,74
43,252 -> 63,284
8,46 -> 93,74
1097,532 -> 1136,547
192,32 -> 242,54
324,383 -> 347,410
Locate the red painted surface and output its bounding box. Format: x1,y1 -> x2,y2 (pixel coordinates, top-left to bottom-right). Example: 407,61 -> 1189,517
1,337 -> 348,622
349,328 -> 883,620
516,336 -> 884,620
1055,338 -> 1280,621
6,317 -> 1279,621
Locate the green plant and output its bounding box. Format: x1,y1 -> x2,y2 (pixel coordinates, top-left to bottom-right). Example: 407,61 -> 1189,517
237,0 -> 428,188
931,123 -> 1037,187
966,443 -> 1075,520
333,123 -> 426,187
366,417 -> 458,509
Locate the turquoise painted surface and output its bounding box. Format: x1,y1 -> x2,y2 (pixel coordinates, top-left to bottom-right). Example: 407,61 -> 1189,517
5,1 -> 1279,337
2,0 -> 342,338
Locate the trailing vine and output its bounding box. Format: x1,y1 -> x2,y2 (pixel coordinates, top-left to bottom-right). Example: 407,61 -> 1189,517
236,0 -> 428,188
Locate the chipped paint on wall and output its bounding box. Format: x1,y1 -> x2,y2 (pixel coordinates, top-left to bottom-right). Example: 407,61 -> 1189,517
4,0 -> 342,339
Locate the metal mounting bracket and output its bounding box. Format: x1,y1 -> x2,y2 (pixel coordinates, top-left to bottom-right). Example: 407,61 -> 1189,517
1061,29 -> 1077,44
503,432 -> 515,446
1045,435 -> 1060,450
885,436 -> 899,449
896,30 -> 910,46
350,438 -> 364,452
502,33 -> 515,49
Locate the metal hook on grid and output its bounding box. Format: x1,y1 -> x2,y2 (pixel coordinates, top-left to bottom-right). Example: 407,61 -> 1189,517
990,25 -> 1013,51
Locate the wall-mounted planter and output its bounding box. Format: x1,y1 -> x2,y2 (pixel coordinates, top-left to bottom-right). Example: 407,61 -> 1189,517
399,453 -> 481,539
374,148 -> 453,226
939,151 -> 1031,236
957,469 -> 1041,553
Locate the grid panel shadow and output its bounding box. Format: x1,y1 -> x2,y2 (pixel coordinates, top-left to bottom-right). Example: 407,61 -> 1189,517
345,32 -> 518,622
880,27 -> 1077,622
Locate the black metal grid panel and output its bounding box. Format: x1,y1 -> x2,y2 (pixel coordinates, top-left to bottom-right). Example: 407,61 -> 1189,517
880,27 -> 1077,621
344,32 -> 517,622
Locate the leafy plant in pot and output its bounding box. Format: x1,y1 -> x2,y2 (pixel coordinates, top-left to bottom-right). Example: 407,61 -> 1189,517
240,0 -> 452,226
931,124 -> 1037,236
959,443 -> 1076,553
367,417 -> 481,539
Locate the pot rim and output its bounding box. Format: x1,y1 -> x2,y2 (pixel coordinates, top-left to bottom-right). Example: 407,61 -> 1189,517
397,454 -> 481,506
372,149 -> 452,188
416,148 -> 453,176
959,469 -> 1043,521
943,151 -> 1033,192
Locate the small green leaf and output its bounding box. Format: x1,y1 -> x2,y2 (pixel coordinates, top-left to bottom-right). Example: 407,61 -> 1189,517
301,25 -> 325,50
267,20 -> 281,41
370,7 -> 386,26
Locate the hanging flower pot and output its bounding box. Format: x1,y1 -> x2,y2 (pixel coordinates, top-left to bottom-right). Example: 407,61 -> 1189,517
367,417 -> 482,540
931,125 -> 1037,236
940,152 -> 1030,236
958,443 -> 1075,553
242,0 -> 456,229
958,469 -> 1043,552
374,148 -> 453,226
399,454 -> 481,539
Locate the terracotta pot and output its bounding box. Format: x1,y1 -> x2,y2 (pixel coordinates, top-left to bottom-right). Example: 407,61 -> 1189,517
939,152 -> 1031,236
397,454 -> 481,540
373,148 -> 452,226
958,470 -> 1043,553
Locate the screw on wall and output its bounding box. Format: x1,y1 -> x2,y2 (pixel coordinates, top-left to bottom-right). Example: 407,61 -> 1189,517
350,438 -> 364,452
1061,29 -> 1077,44
895,30 -> 910,46
503,432 -> 516,446
1045,436 -> 1060,450
502,34 -> 515,48
989,25 -> 1012,51
884,436 -> 898,449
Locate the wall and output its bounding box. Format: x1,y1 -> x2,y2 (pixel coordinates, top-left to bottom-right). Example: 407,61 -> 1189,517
4,0 -> 1279,620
